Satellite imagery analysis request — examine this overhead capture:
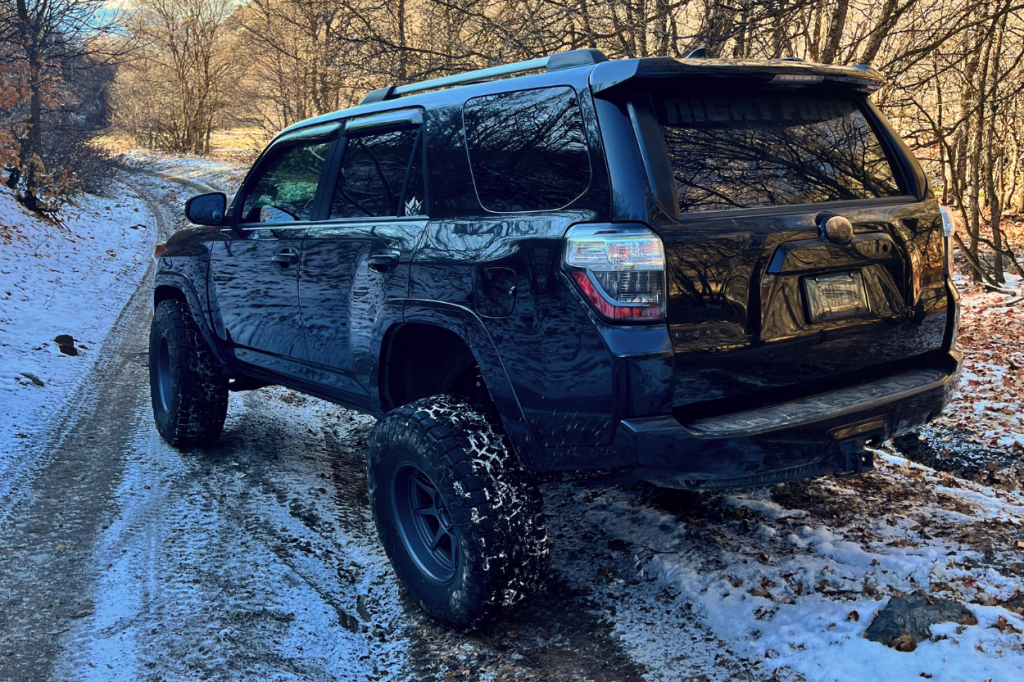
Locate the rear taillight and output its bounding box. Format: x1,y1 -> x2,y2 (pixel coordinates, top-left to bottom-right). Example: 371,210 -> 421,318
563,224 -> 666,322
939,206 -> 956,275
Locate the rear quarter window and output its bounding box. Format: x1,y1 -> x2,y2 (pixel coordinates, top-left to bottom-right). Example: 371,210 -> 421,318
464,87 -> 591,213
655,93 -> 904,213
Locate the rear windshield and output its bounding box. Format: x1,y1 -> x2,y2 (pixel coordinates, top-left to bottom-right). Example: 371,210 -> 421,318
654,93 -> 904,213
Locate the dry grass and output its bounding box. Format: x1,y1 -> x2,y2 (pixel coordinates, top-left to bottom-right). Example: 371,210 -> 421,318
92,129 -> 266,162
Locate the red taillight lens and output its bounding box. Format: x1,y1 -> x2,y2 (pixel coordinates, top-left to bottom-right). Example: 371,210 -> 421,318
564,224 -> 667,322
571,271 -> 665,319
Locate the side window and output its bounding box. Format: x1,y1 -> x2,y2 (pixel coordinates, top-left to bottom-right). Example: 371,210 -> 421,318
332,127 -> 421,219
425,104 -> 478,216
241,140 -> 331,223
463,87 -> 591,213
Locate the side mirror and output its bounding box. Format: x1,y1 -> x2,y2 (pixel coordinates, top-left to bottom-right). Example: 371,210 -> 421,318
184,192 -> 227,226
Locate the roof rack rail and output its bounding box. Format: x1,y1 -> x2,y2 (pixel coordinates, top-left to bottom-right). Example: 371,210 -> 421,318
360,49 -> 608,105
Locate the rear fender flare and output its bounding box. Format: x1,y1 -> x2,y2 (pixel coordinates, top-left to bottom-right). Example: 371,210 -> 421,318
396,301 -> 543,469
367,299 -> 407,413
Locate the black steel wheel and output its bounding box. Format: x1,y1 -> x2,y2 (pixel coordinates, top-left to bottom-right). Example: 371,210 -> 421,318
367,395 -> 548,631
149,299 -> 228,447
391,463 -> 459,583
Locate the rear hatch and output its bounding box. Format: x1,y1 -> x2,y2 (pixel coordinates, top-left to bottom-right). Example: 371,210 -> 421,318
593,64 -> 949,418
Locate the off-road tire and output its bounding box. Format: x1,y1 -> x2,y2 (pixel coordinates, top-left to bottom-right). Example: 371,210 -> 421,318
149,299 -> 228,446
367,395 -> 548,631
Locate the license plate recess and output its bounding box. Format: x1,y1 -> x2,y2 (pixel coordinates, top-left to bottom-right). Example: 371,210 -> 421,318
802,270 -> 870,324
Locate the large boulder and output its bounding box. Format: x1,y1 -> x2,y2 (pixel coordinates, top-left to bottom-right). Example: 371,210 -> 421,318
865,591 -> 978,652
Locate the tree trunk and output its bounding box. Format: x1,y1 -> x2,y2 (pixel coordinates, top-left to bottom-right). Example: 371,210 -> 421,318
16,0 -> 43,211
857,0 -> 905,65
820,0 -> 850,64
397,0 -> 408,82
988,150 -> 1004,282
809,0 -> 823,61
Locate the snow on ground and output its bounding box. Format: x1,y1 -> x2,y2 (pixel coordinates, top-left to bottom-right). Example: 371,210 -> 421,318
547,450 -> 1024,682
933,273 -> 1024,450
52,391 -> 409,681
900,272 -> 1024,488
0,185 -> 155,497
121,149 -> 248,196
40,375 -> 1024,681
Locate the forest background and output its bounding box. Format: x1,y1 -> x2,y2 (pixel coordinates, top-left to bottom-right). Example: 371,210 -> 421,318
2,0 -> 1024,285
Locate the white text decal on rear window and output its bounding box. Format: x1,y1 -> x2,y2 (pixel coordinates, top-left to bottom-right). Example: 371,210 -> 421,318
662,97 -> 857,125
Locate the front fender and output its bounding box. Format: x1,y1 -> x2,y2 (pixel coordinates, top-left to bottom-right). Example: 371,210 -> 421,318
153,271 -> 235,375
400,300 -> 544,470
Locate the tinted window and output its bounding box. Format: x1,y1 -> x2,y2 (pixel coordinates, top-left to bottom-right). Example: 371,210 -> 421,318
655,93 -> 903,214
242,140 -> 331,223
426,104 -> 478,216
332,128 -> 420,219
464,87 -> 591,212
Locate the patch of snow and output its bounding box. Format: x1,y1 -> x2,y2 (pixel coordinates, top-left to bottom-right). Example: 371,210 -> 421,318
52,393 -> 408,680
0,185 -> 155,500
121,150 -> 247,197
546,451 -> 1024,681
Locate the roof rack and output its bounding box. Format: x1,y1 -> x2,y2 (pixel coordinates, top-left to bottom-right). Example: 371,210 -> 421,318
360,48 -> 608,105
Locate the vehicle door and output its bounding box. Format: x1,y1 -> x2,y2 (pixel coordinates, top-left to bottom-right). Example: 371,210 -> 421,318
299,109 -> 427,407
209,126 -> 338,379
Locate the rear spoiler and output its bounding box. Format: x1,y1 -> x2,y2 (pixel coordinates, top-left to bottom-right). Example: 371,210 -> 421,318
590,57 -> 886,96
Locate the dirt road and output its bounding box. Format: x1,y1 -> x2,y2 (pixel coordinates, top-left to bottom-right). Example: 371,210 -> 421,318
0,171 -> 655,682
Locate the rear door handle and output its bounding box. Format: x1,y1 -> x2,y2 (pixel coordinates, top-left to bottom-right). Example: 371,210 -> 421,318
272,247 -> 299,266
367,250 -> 400,273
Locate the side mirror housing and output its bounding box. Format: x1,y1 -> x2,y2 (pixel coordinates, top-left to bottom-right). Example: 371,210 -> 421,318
185,192 -> 227,226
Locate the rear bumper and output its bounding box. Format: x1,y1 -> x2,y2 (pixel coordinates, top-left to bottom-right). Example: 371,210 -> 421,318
585,349 -> 962,487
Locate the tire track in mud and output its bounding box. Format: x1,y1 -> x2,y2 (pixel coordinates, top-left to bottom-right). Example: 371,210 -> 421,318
131,167 -> 218,195
0,168 -> 656,682
0,176 -> 169,682
50,395 -> 408,682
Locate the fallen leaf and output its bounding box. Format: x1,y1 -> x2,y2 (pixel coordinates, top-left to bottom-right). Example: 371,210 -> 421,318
994,615 -> 1023,635
887,632 -> 917,652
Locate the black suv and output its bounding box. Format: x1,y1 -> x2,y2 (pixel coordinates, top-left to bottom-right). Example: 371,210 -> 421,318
150,49 -> 961,630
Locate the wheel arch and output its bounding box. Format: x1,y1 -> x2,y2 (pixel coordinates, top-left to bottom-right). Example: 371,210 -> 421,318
153,273 -> 234,374
379,304 -> 543,469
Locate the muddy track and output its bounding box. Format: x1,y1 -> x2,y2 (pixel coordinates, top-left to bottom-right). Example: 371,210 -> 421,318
0,171 -> 653,682
0,178 -> 170,681
130,167 -> 218,195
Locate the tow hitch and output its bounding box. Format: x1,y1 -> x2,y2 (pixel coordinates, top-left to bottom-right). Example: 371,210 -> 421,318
831,423 -> 886,477
832,439 -> 876,477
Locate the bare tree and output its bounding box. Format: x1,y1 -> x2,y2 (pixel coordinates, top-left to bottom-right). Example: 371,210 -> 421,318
113,0 -> 237,154
0,0 -> 123,211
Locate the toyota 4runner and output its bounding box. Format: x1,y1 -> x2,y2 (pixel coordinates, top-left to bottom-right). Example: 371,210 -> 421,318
149,49 -> 962,631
